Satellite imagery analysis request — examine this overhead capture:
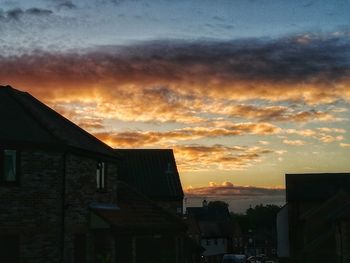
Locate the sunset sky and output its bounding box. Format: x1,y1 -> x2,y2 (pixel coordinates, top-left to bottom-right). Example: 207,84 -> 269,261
1,0 -> 350,201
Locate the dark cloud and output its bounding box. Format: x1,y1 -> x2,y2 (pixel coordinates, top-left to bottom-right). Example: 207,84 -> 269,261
135,35 -> 349,83
56,1 -> 77,10
5,8 -> 23,20
0,32 -> 349,105
212,15 -> 225,22
302,1 -> 314,8
25,8 -> 53,16
2,7 -> 53,20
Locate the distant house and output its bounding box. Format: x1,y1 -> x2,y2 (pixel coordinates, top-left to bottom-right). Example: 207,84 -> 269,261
114,149 -> 184,215
277,173 -> 350,263
0,86 -> 186,263
186,202 -> 241,263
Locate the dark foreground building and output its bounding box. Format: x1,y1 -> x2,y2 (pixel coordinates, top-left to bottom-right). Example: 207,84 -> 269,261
114,149 -> 184,215
0,86 -> 186,263
277,173 -> 350,263
91,181 -> 187,263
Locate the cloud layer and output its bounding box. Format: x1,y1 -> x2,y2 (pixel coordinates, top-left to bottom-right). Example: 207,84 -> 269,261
1,32 -> 350,104
94,123 -> 281,147
1,32 -> 349,174
185,181 -> 285,197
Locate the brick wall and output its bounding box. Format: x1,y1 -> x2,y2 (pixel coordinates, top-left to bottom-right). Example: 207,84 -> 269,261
0,150 -> 64,263
0,149 -> 119,263
64,153 -> 118,263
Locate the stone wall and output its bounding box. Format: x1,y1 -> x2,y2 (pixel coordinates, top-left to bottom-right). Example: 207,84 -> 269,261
64,153 -> 118,263
0,149 -> 64,263
0,149 -> 119,263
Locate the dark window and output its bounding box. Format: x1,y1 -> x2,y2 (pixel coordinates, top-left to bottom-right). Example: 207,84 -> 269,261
0,149 -> 19,185
96,161 -> 106,191
0,235 -> 20,263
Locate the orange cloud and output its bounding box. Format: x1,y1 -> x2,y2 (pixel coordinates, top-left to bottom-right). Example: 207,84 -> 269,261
212,104 -> 337,122
282,139 -> 305,146
185,181 -> 285,197
318,135 -> 344,143
93,123 -> 281,148
174,144 -> 273,171
284,127 -> 346,144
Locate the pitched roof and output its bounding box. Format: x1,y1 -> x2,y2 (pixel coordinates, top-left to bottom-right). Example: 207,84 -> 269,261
0,85 -> 116,157
91,181 -> 186,233
114,149 -> 184,200
286,173 -> 350,202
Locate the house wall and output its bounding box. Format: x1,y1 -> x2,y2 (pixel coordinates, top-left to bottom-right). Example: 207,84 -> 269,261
287,201 -> 317,258
201,238 -> 227,256
0,149 -> 119,263
64,153 -> 118,263
0,149 -> 64,263
277,205 -> 290,258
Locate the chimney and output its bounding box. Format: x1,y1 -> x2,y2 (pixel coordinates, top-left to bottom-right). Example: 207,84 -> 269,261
202,199 -> 208,207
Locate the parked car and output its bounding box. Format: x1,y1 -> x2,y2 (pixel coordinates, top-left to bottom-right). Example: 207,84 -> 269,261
247,256 -> 256,263
222,254 -> 246,263
247,255 -> 266,263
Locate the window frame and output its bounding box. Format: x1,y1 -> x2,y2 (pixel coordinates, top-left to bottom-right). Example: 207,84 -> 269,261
0,149 -> 20,186
96,161 -> 107,192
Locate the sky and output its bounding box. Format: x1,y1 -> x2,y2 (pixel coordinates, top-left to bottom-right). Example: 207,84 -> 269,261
1,0 -> 350,206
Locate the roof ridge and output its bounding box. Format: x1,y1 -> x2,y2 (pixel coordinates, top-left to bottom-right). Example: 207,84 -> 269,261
4,86 -> 61,144
19,91 -> 115,153
2,85 -> 117,157
0,85 -> 15,89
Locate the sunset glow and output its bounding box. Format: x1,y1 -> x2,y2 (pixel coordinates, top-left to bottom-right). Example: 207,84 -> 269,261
1,0 -> 350,199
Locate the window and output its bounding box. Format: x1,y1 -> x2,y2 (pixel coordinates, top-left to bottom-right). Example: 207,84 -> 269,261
96,161 -> 106,191
0,149 -> 19,184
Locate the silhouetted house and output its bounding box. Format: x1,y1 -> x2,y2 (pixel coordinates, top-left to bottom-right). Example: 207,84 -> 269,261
114,149 -> 184,215
0,85 -> 118,263
0,86 -> 186,263
277,173 -> 350,263
186,203 -> 241,263
92,181 -> 187,263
